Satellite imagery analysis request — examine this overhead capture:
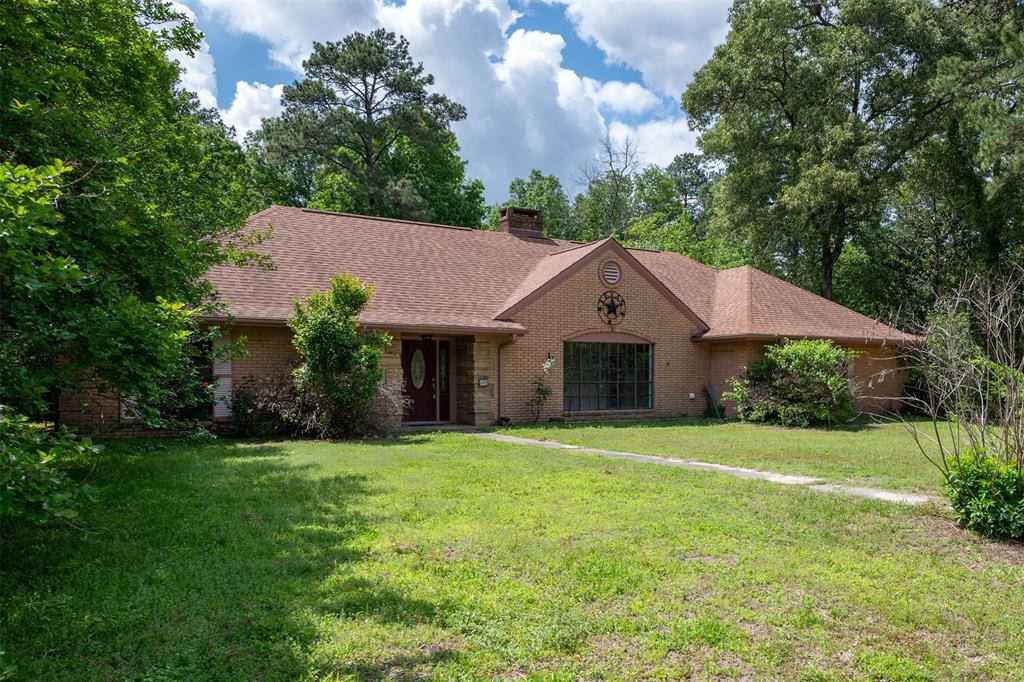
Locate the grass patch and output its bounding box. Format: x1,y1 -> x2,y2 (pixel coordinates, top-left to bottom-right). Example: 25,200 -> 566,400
1,433 -> 1021,679
493,416 -> 946,493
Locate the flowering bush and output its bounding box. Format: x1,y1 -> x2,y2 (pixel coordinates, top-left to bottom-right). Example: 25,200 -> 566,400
526,355 -> 557,422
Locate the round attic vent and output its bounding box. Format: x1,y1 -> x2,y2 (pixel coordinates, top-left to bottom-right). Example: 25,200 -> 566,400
601,261 -> 621,286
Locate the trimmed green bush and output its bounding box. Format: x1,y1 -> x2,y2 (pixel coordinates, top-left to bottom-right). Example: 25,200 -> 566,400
945,449 -> 1024,540
1,412 -> 96,525
725,339 -> 857,427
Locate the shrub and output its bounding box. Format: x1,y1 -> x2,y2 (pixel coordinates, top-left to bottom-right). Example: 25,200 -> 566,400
901,267 -> 1024,539
944,449 -> 1024,540
0,412 -> 96,525
526,355 -> 556,422
725,339 -> 857,427
230,371 -> 406,438
288,274 -> 391,438
230,274 -> 403,439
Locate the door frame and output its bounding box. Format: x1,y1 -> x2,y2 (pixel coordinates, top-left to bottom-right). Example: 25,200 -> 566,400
401,335 -> 457,424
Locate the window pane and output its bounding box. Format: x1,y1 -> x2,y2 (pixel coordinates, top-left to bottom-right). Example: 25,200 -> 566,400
562,341 -> 653,412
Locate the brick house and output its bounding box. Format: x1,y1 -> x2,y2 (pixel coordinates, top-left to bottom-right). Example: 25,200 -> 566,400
60,205 -> 914,430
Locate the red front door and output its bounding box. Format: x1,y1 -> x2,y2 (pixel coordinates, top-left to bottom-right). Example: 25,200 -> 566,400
402,340 -> 451,422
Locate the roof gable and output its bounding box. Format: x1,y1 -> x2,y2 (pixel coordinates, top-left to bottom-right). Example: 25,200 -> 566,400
494,238 -> 709,332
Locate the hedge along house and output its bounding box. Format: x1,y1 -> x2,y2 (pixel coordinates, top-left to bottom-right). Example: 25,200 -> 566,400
58,205 -> 915,430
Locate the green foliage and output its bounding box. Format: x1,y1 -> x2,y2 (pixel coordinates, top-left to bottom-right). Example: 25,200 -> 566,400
486,169 -> 572,236
726,339 -> 857,427
622,212 -> 747,269
287,274 -> 392,437
258,29 -> 485,225
0,413 -> 97,525
0,0 -> 263,421
570,171 -> 637,241
944,449 -> 1024,540
680,0 -> 1023,317
683,0 -> 957,301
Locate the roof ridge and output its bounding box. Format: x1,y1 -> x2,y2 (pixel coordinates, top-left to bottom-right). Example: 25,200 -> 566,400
549,239 -> 606,255
298,207 -> 475,231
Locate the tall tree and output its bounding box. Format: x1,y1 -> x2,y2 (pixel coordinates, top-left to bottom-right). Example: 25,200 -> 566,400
571,134 -> 640,240
0,0 -> 262,419
683,0 -> 958,300
257,29 -> 485,225
665,152 -> 715,231
622,163 -> 745,268
486,169 -> 572,236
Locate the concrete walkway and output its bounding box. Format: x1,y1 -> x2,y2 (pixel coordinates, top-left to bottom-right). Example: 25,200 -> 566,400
467,431 -> 938,506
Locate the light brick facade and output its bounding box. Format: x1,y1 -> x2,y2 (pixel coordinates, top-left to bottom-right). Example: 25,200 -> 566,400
496,253 -> 708,421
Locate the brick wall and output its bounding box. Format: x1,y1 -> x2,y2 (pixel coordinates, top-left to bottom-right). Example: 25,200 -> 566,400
847,341 -> 906,414
231,325 -> 298,382
499,255 -> 709,422
706,341 -> 766,416
57,383 -> 122,433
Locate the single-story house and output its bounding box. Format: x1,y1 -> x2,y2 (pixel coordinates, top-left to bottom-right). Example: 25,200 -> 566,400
59,205 -> 914,430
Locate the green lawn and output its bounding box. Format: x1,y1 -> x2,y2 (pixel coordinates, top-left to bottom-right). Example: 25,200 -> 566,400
2,434 -> 1022,680
493,417 -> 946,494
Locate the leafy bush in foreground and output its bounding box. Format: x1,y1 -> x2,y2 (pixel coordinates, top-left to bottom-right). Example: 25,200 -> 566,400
725,339 -> 857,427
944,450 -> 1023,540
231,274 -> 405,438
1,412 -> 96,525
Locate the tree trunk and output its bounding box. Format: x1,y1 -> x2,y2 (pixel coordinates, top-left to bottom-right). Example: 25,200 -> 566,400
820,240 -> 835,301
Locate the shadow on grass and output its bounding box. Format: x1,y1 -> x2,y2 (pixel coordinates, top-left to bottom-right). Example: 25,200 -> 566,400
331,646 -> 462,679
0,438 -> 451,680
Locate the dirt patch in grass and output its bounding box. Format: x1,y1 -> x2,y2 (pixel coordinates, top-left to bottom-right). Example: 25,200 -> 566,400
913,514 -> 1024,567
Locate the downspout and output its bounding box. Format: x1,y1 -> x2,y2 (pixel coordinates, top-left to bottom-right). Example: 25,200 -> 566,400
497,335 -> 518,422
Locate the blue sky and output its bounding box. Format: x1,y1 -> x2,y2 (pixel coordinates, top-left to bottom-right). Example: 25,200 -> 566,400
172,0 -> 732,201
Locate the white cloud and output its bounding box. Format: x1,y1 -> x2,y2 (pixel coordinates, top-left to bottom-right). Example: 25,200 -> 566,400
220,81 -> 285,139
555,0 -> 731,97
171,0 -> 708,201
582,79 -> 661,115
167,2 -> 218,108
608,117 -> 699,168
196,0 -> 379,71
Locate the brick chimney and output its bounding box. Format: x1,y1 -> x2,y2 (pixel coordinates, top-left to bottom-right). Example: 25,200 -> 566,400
499,206 -> 545,237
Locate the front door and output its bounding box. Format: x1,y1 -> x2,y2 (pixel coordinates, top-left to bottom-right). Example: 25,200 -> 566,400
402,339 -> 451,422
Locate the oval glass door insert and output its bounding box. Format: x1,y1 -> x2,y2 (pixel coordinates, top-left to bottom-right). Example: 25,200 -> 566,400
410,349 -> 426,389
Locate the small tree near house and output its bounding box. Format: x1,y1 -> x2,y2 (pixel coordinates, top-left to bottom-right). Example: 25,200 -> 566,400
231,274 -> 401,438
288,274 -> 397,438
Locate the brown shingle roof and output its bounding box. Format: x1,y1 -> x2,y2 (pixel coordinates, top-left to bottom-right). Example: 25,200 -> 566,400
206,206 -> 911,343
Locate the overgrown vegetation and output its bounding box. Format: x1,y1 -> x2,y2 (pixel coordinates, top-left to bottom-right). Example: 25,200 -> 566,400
725,339 -> 857,428
230,275 -> 399,438
0,0 -> 265,523
903,266 -> 1024,539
